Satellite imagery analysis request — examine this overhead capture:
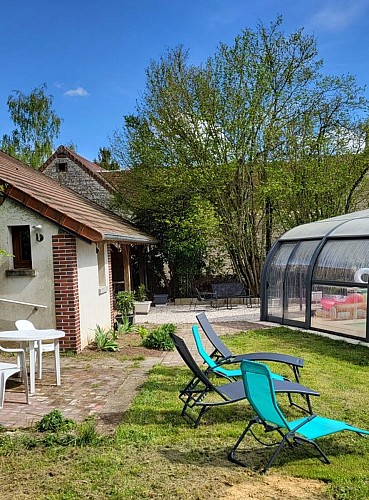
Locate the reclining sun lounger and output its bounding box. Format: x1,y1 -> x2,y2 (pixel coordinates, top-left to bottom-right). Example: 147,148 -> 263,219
192,324 -> 284,382
196,312 -> 303,382
228,360 -> 369,473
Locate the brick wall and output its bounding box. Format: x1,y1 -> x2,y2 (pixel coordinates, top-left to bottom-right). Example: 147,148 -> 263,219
52,234 -> 81,353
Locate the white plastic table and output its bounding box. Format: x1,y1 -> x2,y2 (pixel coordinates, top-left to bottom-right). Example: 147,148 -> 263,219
0,329 -> 65,394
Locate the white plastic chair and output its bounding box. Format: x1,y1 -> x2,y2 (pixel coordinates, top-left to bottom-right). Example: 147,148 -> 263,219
0,345 -> 29,408
15,320 -> 55,380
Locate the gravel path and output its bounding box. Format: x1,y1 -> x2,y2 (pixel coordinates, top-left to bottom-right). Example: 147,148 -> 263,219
134,303 -> 261,325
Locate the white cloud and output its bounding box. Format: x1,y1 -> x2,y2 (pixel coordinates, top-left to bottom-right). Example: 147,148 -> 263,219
312,0 -> 369,31
64,86 -> 89,97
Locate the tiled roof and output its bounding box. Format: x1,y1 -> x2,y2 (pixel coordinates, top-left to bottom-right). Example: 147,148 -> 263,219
100,170 -> 129,190
0,150 -> 156,244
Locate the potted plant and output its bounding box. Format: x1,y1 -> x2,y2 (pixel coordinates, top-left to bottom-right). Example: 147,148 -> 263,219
153,288 -> 168,307
134,284 -> 152,315
115,290 -> 135,327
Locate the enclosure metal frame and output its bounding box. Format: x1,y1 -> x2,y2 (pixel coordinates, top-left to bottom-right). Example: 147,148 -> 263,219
260,229 -> 369,343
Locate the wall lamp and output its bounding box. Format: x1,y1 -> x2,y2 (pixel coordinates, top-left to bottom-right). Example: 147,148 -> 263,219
32,224 -> 44,242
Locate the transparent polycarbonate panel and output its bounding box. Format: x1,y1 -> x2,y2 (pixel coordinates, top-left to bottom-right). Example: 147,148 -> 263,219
313,239 -> 369,283
266,243 -> 296,318
330,218 -> 369,237
280,220 -> 342,240
280,208 -> 369,241
284,240 -> 320,321
311,284 -> 367,338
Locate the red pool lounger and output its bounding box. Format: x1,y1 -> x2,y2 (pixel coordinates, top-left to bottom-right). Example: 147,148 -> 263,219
320,294 -> 366,320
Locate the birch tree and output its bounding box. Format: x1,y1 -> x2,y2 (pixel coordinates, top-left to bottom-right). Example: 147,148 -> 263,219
1,84 -> 61,169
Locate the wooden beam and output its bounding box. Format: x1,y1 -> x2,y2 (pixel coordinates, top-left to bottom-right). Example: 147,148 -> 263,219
121,244 -> 132,291
137,246 -> 146,286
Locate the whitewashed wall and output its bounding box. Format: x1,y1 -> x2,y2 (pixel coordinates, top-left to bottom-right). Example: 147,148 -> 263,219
0,198 -> 56,330
76,239 -> 112,348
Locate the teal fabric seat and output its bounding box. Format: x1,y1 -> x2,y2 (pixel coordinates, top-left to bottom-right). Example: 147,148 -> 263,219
286,416 -> 367,441
192,325 -> 284,381
196,312 -> 304,382
228,359 -> 369,473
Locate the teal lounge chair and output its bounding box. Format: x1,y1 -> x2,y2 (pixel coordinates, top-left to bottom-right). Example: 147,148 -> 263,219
196,312 -> 304,382
192,325 -> 284,382
228,359 -> 369,473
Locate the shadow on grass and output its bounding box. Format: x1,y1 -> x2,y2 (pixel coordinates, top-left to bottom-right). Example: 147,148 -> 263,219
121,401 -> 251,427
226,327 -> 369,367
159,434 -> 363,471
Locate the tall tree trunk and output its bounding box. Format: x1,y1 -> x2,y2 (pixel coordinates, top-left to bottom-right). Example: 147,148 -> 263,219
265,197 -> 273,255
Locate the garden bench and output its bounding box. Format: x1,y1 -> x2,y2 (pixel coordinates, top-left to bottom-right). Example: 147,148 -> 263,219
189,287 -> 218,310
211,282 -> 252,309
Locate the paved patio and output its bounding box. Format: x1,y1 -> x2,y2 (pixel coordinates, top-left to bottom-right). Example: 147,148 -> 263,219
0,305 -> 262,432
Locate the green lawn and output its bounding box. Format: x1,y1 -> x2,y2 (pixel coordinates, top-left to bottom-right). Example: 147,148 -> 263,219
1,327 -> 369,499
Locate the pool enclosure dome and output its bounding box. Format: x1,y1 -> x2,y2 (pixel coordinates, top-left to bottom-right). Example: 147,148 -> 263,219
261,208 -> 369,342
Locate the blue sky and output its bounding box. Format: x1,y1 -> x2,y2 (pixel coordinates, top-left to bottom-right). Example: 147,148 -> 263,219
1,0 -> 369,162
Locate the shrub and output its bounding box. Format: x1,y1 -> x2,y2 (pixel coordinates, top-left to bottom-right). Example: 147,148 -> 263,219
136,325 -> 149,338
35,410 -> 76,433
140,323 -> 175,351
115,291 -> 135,317
94,325 -> 119,351
135,284 -> 147,302
117,317 -> 136,334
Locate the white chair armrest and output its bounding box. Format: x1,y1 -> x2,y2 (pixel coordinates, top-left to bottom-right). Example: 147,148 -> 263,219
0,345 -> 27,370
0,346 -> 26,354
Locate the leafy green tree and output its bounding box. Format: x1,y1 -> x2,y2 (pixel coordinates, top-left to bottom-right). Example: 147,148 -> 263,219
1,84 -> 61,169
264,85 -> 369,232
113,17 -> 369,295
95,147 -> 120,170
65,142 -> 77,152
113,139 -> 221,297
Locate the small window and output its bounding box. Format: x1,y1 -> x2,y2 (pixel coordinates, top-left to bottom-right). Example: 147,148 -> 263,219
11,225 -> 32,269
97,244 -> 106,287
57,162 -> 67,172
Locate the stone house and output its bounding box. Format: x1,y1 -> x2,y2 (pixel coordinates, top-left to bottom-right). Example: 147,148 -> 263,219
40,145 -> 117,212
0,150 -> 155,352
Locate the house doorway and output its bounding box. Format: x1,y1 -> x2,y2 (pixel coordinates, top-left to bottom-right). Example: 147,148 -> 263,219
111,244 -> 126,295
